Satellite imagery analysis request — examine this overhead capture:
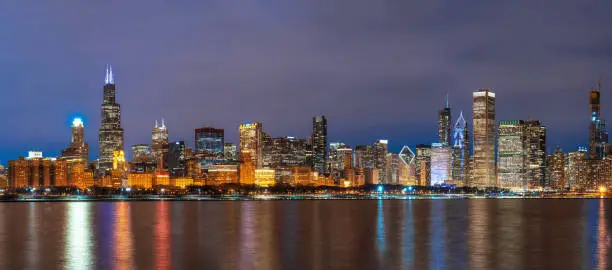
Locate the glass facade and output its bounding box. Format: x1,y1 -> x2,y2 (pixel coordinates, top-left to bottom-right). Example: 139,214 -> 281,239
195,127 -> 225,168
497,120 -> 526,190
472,88 -> 496,187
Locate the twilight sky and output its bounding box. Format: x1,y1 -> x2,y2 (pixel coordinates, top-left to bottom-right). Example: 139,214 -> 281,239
1,1 -> 611,164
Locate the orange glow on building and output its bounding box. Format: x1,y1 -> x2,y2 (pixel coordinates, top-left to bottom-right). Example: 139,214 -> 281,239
254,169 -> 275,187
172,177 -> 193,188
207,165 -> 238,185
127,173 -> 153,189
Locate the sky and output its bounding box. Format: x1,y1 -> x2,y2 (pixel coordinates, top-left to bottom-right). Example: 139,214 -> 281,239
0,1 -> 611,164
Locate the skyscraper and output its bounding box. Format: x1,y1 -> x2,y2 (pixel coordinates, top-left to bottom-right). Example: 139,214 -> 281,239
524,120 -> 547,187
152,119 -> 169,169
374,139 -> 388,184
239,122 -> 263,168
312,116 -> 328,173
399,146 -> 417,185
547,147 -> 566,189
167,141 -> 186,177
589,79 -> 608,159
472,88 -> 496,188
451,111 -> 470,186
567,147 -> 588,190
438,95 -> 452,146
98,65 -> 124,171
430,143 -> 452,185
61,117 -> 89,164
415,144 -> 432,186
194,126 -> 225,168
497,120 -> 527,190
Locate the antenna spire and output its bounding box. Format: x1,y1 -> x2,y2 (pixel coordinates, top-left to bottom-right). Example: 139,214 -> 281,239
445,94 -> 449,108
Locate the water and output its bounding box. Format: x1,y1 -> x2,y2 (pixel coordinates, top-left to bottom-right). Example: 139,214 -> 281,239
0,199 -> 609,270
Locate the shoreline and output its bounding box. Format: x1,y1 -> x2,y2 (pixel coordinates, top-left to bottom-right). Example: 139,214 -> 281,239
0,193 -> 609,202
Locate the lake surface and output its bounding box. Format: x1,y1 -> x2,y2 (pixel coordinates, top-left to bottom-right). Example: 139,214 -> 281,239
0,199 -> 609,270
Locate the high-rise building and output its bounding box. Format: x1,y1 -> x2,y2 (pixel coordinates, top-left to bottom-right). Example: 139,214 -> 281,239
263,137 -> 312,169
328,142 -> 353,182
374,139 -> 388,184
224,143 -> 237,164
430,143 -> 452,185
472,88 -> 497,188
415,144 -> 432,186
523,120 -> 547,187
61,117 -> 89,164
239,122 -> 263,168
312,116 -> 328,173
168,141 -> 186,177
567,147 -> 588,190
152,119 -> 169,169
589,79 -> 608,159
438,95 -> 452,146
194,127 -> 225,168
497,120 -> 527,190
399,146 -> 417,185
385,153 -> 410,185
131,144 -> 155,173
239,151 -> 256,185
451,111 -> 470,186
98,65 -> 124,171
355,145 -> 375,169
547,147 -> 566,189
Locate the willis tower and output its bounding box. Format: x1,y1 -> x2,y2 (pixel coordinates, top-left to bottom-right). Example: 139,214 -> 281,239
98,65 -> 125,171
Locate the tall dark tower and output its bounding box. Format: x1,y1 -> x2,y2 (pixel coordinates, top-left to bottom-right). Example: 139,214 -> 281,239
589,78 -> 607,159
312,116 -> 328,173
98,65 -> 125,171
438,95 -> 452,146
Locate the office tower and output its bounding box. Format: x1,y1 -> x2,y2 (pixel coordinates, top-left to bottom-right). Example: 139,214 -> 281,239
168,141 -> 186,177
328,142 -> 353,181
399,146 -> 418,185
415,144 -> 432,186
194,126 -> 225,168
61,117 -> 89,164
438,95 -> 452,146
589,79 -> 608,159
239,151 -> 256,185
98,65 -> 125,171
224,143 -> 237,163
588,158 -> 611,191
312,116 -> 328,173
385,153 -> 409,185
355,145 -> 375,169
263,136 -> 311,168
547,147 -> 566,189
239,122 -> 263,168
472,88 -> 497,187
523,120 -> 547,187
497,120 -> 527,190
131,144 -> 155,173
374,140 -> 388,184
152,119 -> 169,169
567,147 -> 588,190
430,143 -> 452,185
452,112 -> 470,186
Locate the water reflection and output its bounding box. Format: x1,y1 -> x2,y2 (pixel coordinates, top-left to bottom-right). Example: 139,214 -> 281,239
0,200 -> 608,269
155,201 -> 171,270
597,199 -> 608,270
65,202 -> 93,270
114,202 -> 134,270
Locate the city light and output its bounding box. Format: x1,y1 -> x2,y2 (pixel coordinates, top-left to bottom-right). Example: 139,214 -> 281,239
599,186 -> 607,193
377,185 -> 383,193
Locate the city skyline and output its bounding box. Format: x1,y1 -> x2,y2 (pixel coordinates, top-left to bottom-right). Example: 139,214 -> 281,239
1,1 -> 612,164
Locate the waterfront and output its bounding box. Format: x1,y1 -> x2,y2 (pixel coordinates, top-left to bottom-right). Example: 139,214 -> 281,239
0,199 -> 609,269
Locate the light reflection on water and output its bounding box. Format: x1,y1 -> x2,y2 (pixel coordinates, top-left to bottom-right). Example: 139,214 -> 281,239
0,199 -> 607,269
65,202 -> 93,270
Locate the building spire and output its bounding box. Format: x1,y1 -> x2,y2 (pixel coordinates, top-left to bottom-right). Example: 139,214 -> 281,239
161,118 -> 166,129
598,74 -> 602,92
104,64 -> 114,85
155,119 -> 159,128
445,94 -> 449,108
